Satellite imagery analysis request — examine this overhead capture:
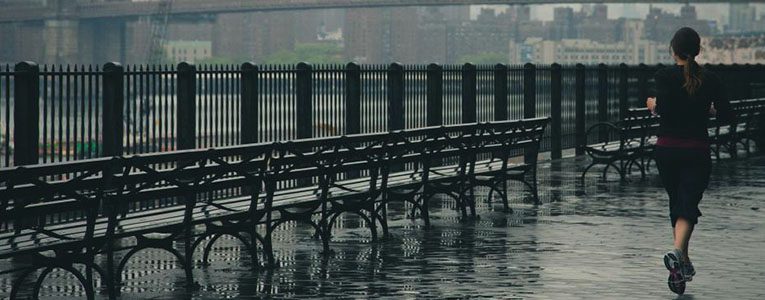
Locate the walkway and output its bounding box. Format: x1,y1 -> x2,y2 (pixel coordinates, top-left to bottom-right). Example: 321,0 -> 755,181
2,155 -> 764,299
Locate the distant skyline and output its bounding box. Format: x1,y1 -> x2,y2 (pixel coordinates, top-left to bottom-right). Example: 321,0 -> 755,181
472,3 -> 765,30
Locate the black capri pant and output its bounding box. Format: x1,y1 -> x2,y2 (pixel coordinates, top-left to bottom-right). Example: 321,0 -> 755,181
654,146 -> 712,227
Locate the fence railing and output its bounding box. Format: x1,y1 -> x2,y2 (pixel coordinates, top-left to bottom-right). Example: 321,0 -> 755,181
1,61 -> 764,167
0,65 -> 11,168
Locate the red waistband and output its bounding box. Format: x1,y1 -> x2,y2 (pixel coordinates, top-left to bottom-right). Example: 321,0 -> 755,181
656,136 -> 710,149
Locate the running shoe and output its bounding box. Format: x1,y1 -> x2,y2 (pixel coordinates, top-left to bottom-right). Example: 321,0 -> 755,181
682,259 -> 696,282
664,249 -> 686,295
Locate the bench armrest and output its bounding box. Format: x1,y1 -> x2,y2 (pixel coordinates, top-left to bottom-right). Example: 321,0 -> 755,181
584,122 -> 620,141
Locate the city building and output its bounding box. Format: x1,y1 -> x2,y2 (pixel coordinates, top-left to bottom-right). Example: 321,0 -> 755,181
644,5 -> 715,43
443,8 -> 514,62
549,7 -> 576,40
344,8 -> 389,63
576,4 -> 619,43
728,3 -> 757,33
164,40 -> 212,63
510,38 -> 673,65
700,33 -> 765,64
620,19 -> 645,43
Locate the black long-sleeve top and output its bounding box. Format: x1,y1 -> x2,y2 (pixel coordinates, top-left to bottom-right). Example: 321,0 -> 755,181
653,65 -> 735,141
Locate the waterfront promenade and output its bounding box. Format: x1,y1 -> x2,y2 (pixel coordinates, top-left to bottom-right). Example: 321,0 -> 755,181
2,154 -> 763,299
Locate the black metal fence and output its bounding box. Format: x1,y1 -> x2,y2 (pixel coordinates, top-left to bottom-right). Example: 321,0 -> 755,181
0,65 -> 11,168
2,61 -> 764,167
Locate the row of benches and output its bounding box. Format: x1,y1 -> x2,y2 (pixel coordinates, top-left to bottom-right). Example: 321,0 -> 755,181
0,117 -> 548,299
582,99 -> 765,180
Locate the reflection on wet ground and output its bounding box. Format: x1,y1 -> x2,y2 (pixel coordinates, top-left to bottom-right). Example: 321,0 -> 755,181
2,155 -> 765,299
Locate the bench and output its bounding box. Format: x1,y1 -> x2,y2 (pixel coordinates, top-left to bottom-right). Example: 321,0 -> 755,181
714,99 -> 765,159
581,98 -> 765,181
581,109 -> 657,181
0,117 -> 548,299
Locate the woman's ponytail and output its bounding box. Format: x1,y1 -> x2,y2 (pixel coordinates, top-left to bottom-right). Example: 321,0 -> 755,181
683,56 -> 702,95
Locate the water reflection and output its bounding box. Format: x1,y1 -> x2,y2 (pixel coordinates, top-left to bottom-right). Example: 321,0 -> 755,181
2,155 -> 764,299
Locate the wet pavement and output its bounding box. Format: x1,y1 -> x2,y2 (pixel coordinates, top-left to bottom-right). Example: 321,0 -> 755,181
2,154 -> 765,299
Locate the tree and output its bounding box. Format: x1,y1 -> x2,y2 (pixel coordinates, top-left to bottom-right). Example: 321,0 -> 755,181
196,56 -> 245,65
457,52 -> 508,65
262,43 -> 345,65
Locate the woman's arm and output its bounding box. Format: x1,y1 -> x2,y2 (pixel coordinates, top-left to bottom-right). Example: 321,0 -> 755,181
648,70 -> 670,115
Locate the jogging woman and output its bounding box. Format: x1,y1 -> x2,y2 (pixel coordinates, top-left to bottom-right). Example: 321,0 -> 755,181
646,27 -> 734,295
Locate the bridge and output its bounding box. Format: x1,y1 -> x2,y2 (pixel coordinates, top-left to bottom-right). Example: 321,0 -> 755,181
0,0 -> 752,66
0,0 -> 750,23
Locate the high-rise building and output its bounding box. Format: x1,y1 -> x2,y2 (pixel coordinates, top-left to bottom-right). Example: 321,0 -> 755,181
389,8 -> 420,63
577,4 -> 619,43
680,5 -> 697,20
616,4 -> 642,19
517,5 -> 532,22
592,4 -> 608,21
211,11 -> 296,62
344,8 -> 382,63
439,8 -> 513,62
728,3 -> 757,33
620,19 -> 645,44
439,6 -> 471,22
645,5 -> 713,43
344,7 -> 419,63
550,7 -> 576,40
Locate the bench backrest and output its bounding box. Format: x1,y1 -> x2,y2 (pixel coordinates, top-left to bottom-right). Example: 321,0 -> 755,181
328,132 -> 390,192
621,109 -> 658,145
115,143 -> 273,214
474,118 -> 549,163
0,118 -> 550,238
0,158 -> 114,240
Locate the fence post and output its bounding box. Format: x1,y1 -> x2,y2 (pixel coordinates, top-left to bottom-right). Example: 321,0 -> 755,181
345,62 -> 361,135
637,63 -> 648,106
597,63 -> 608,143
177,62 -> 196,150
734,64 -> 742,99
575,64 -> 586,156
102,62 -> 124,157
494,64 -> 508,121
427,63 -> 443,126
296,62 -> 313,139
241,62 -> 259,144
388,63 -> 405,131
13,61 -> 39,166
550,63 -> 562,160
462,63 -> 477,124
619,63 -> 629,119
744,64 -> 753,99
728,64 -> 738,100
523,63 -> 536,119
523,63 -> 536,164
757,63 -> 765,98
738,63 -> 747,100
727,64 -> 738,100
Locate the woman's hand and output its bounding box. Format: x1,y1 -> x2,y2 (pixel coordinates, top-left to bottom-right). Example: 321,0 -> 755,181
646,97 -> 657,115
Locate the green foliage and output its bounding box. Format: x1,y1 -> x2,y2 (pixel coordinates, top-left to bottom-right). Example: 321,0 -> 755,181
196,56 -> 245,65
457,52 -> 508,65
262,43 -> 345,65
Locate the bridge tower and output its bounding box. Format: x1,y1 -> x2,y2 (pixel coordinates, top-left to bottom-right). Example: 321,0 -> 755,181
43,0 -> 80,63
0,0 -> 129,64
147,0 -> 173,64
